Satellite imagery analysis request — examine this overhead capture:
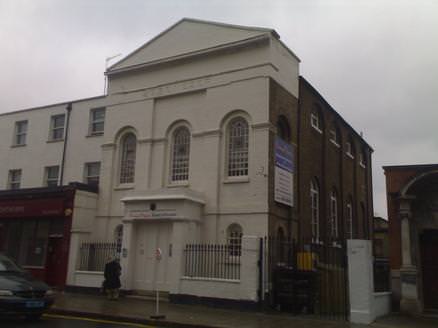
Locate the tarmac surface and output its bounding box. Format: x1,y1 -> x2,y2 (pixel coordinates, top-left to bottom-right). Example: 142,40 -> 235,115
49,292 -> 438,328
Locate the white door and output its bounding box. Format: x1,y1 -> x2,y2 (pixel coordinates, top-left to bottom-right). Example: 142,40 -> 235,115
133,222 -> 172,291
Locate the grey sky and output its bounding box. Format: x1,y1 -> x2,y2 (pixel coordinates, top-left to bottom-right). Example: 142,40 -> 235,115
1,0 -> 437,218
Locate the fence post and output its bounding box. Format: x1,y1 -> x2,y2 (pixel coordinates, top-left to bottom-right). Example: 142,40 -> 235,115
240,236 -> 260,302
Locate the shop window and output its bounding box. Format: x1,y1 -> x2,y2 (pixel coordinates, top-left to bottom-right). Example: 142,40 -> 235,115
227,224 -> 242,256
227,117 -> 249,177
84,162 -> 100,186
18,220 -> 50,267
13,120 -> 28,146
49,114 -> 65,141
119,133 -> 136,184
45,166 -> 59,187
8,169 -> 22,190
89,107 -> 105,135
310,178 -> 320,242
171,126 -> 191,182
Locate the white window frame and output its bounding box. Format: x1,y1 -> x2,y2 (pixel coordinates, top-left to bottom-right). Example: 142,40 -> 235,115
89,107 -> 105,135
170,126 -> 191,183
226,117 -> 249,178
14,120 -> 28,146
330,191 -> 338,239
346,200 -> 353,239
329,128 -> 340,147
311,112 -> 322,133
227,224 -> 243,256
310,179 -> 320,242
8,169 -> 22,190
45,166 -> 59,187
84,162 -> 100,186
359,151 -> 366,168
49,114 -> 65,141
346,139 -> 354,158
119,133 -> 136,184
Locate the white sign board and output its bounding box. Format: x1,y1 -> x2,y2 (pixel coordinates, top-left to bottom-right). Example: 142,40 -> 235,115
274,138 -> 294,207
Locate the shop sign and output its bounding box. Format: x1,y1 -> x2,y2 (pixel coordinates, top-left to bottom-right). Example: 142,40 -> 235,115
0,198 -> 64,218
130,209 -> 177,220
274,137 -> 294,207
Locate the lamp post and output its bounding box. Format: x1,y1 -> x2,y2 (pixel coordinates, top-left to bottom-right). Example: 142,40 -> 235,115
104,53 -> 122,95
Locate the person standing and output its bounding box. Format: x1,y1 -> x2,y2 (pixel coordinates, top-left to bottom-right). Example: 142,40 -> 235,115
103,257 -> 121,300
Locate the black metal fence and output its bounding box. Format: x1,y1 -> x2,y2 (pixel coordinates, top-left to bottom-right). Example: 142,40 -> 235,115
374,257 -> 391,292
183,244 -> 241,280
78,242 -> 117,271
261,237 -> 348,320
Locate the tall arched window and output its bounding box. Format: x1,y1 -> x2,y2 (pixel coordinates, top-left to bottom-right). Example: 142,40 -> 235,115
330,189 -> 339,240
346,197 -> 354,239
171,126 -> 191,182
227,118 -> 249,177
277,115 -> 291,142
227,223 -> 243,256
119,133 -> 136,184
310,179 -> 320,241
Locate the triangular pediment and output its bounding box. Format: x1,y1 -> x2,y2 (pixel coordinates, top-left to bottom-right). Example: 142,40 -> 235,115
109,18 -> 277,71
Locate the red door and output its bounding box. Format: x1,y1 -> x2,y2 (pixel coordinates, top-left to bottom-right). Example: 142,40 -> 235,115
45,237 -> 65,287
421,231 -> 438,309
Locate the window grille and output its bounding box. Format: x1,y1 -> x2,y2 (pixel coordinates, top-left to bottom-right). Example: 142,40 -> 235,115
8,169 -> 22,190
14,121 -> 28,146
119,134 -> 136,184
89,108 -> 105,135
227,224 -> 243,256
114,225 -> 123,255
171,127 -> 190,182
330,190 -> 338,239
45,166 -> 59,187
310,179 -> 319,241
227,118 -> 249,177
84,162 -> 100,186
50,114 -> 65,141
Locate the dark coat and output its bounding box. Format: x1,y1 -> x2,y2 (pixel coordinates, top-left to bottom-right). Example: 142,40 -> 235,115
104,260 -> 121,289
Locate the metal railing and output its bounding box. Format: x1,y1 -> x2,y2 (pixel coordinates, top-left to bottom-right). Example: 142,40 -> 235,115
183,243 -> 241,280
78,242 -> 117,272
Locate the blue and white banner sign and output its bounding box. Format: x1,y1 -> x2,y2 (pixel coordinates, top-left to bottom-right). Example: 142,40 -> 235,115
274,137 -> 294,207
275,138 -> 294,173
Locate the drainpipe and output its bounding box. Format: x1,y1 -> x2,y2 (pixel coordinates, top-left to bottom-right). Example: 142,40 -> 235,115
59,103 -> 72,186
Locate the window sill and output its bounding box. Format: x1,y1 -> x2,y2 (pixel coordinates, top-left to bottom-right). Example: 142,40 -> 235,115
86,132 -> 104,138
330,140 -> 340,148
47,138 -> 64,143
359,163 -> 366,169
167,181 -> 190,188
311,125 -> 323,134
223,176 -> 249,184
114,184 -> 135,191
11,144 -> 26,148
346,152 -> 355,159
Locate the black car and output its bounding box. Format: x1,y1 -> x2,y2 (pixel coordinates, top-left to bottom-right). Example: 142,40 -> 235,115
0,254 -> 55,320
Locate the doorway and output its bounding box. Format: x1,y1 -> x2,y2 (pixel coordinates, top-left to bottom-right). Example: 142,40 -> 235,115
133,222 -> 172,292
45,236 -> 64,287
421,230 -> 438,309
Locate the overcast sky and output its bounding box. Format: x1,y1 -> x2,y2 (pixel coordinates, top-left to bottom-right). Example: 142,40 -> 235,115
1,0 -> 437,218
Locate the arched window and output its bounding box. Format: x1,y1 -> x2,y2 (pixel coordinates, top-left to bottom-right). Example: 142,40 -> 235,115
277,115 -> 291,142
329,125 -> 341,147
171,126 -> 191,182
227,118 -> 249,177
311,105 -> 323,132
119,133 -> 137,184
346,136 -> 355,158
346,197 -> 354,239
114,225 -> 123,255
330,189 -> 339,240
310,178 -> 320,241
227,223 -> 243,256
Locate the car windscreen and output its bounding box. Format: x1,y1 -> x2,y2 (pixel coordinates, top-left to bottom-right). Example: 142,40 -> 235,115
0,256 -> 22,272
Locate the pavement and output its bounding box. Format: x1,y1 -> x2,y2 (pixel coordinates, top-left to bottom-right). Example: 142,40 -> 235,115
49,292 -> 438,328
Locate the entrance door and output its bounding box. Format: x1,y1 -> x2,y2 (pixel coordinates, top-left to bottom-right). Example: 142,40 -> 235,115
421,230 -> 438,309
133,222 -> 172,292
45,237 -> 64,287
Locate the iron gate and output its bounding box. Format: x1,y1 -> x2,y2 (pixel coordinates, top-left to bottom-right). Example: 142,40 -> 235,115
260,237 -> 349,320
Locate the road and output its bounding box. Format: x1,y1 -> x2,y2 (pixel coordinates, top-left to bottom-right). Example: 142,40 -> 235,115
1,314 -> 157,328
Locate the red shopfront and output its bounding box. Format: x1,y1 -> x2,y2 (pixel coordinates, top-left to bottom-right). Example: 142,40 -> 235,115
0,188 -> 74,288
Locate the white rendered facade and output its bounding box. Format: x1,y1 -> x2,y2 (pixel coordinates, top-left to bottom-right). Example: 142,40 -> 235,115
0,19 -> 300,294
